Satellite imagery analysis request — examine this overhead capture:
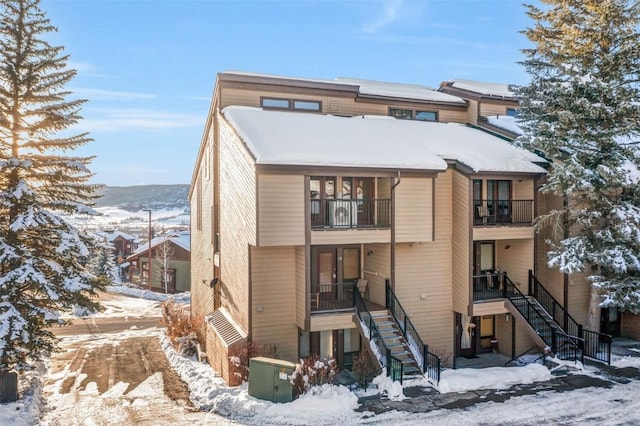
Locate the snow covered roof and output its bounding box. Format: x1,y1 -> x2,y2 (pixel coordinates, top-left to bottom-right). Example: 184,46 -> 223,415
95,230 -> 137,242
129,231 -> 190,258
222,106 -> 547,174
335,77 -> 466,105
486,115 -> 523,135
219,71 -> 466,105
447,79 -> 517,98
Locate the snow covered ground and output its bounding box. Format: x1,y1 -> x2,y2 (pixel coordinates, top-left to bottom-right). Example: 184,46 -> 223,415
65,206 -> 190,233
3,288 -> 640,425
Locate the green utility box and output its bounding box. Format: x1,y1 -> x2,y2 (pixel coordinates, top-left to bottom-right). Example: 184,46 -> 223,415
248,357 -> 296,403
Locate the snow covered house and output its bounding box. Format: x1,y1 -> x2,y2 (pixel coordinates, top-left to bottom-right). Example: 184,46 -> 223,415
95,230 -> 139,263
188,71 -> 584,385
126,231 -> 191,293
442,80 -> 634,348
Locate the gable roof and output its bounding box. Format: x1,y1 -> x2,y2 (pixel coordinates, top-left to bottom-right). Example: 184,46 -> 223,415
128,231 -> 190,258
222,106 -> 547,175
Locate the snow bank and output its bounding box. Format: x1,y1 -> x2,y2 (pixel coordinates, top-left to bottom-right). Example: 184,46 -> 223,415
438,364 -> 552,393
107,284 -> 190,304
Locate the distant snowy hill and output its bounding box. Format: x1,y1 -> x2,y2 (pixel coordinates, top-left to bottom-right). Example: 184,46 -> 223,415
96,185 -> 190,212
67,184 -> 191,234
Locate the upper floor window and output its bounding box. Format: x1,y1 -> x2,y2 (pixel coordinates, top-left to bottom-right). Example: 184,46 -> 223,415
389,108 -> 438,122
506,108 -> 519,117
261,97 -> 321,112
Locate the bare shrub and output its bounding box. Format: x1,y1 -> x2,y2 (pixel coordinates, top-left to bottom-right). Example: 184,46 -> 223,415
289,355 -> 338,398
228,341 -> 279,386
351,351 -> 380,389
160,299 -> 204,357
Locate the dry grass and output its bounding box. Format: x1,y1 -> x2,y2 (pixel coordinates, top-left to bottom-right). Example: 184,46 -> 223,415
160,300 -> 204,357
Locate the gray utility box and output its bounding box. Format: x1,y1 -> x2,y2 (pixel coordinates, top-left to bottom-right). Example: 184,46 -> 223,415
248,357 -> 295,403
0,371 -> 18,403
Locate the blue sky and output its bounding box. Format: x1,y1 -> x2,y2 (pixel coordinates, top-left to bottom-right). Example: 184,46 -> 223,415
42,0 -> 536,186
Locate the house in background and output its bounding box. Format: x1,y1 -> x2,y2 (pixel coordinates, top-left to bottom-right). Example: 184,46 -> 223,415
95,230 -> 139,263
127,231 -> 191,293
187,71 -> 606,386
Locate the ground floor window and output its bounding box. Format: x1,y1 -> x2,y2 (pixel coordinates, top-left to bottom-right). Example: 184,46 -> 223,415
298,327 -> 361,370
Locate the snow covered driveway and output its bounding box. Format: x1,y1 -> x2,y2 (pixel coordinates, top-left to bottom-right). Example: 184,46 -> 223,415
37,292 -> 239,425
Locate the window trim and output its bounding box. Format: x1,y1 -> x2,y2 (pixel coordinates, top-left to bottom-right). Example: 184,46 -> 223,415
389,107 -> 439,122
261,96 -> 322,112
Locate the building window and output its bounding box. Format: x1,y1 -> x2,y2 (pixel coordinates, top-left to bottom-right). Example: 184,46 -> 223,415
506,108 -> 519,117
389,108 -> 438,122
293,100 -> 321,111
261,97 -> 290,109
261,97 -> 321,112
389,108 -> 412,120
415,110 -> 438,121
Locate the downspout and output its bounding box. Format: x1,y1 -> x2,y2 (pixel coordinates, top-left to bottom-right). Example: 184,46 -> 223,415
390,171 -> 401,291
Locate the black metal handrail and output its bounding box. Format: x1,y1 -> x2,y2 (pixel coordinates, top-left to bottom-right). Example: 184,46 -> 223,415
310,282 -> 355,313
473,199 -> 533,225
310,198 -> 391,229
354,290 -> 388,370
472,271 -> 506,301
529,271 -> 611,364
505,275 -> 583,363
385,281 -> 441,383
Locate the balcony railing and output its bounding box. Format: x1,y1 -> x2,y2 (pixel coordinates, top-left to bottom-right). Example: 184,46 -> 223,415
311,199 -> 390,229
310,282 -> 356,313
473,199 -> 533,226
473,271 -> 516,302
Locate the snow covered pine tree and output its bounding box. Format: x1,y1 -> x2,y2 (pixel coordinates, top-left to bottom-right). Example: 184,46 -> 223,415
517,0 -> 640,329
0,0 -> 104,388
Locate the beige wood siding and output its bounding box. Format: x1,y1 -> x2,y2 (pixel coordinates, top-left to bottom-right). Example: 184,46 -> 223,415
295,246 -> 306,329
310,313 -> 356,332
472,301 -> 508,316
218,116 -> 257,331
220,87 -> 356,116
377,177 -> 391,199
190,136 -> 216,331
438,109 -> 467,123
473,226 -> 534,241
393,170 -> 453,365
452,170 -> 471,314
251,246 -> 298,362
480,103 -> 509,117
258,174 -> 305,246
513,178 -> 534,200
494,314 -> 536,358
467,99 -> 479,125
363,243 -> 391,307
496,238 -> 533,294
311,229 -> 391,245
395,177 -> 433,243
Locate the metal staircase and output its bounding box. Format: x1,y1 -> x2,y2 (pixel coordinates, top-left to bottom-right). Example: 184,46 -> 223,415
504,275 -> 584,363
528,271 -> 612,364
354,286 -> 441,384
368,310 -> 422,377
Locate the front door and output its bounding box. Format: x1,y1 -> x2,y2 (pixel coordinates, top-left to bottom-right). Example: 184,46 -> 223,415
487,180 -> 511,224
473,241 -> 495,275
317,248 -> 337,300
601,307 -> 621,337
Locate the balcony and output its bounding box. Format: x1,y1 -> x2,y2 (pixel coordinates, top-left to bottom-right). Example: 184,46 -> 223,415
474,199 -> 533,226
473,271 -> 519,302
311,199 -> 391,229
310,282 -> 356,313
